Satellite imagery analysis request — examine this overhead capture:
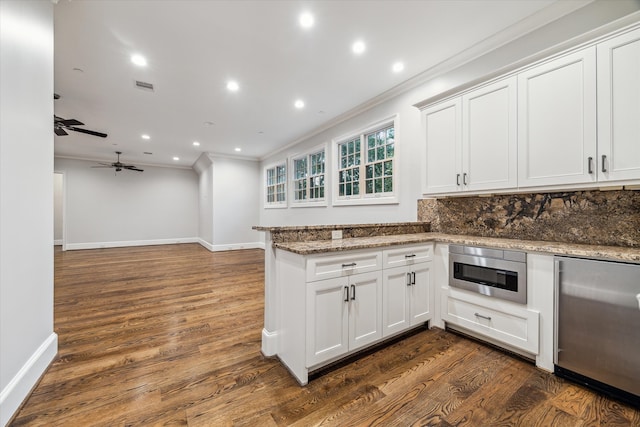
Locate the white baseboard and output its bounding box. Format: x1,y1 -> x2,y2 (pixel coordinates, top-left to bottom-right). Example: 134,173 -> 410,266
0,333 -> 58,427
65,237 -> 199,251
261,328 -> 278,357
198,240 -> 265,252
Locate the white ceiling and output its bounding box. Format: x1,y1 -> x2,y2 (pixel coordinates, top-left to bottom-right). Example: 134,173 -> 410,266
53,0 -> 590,168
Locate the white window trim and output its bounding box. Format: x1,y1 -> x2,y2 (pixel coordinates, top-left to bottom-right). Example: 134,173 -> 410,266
264,160 -> 288,209
332,114 -> 399,206
289,143 -> 328,208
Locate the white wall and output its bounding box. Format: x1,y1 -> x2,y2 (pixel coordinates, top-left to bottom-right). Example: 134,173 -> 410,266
54,157 -> 199,249
211,156 -> 261,249
0,1 -> 57,425
53,172 -> 63,244
259,1 -> 640,227
194,154 -> 262,251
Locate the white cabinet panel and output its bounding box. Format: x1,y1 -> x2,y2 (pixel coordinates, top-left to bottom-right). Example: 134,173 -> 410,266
518,47 -> 597,187
597,28 -> 640,182
424,98 -> 461,194
382,244 -> 433,268
306,277 -> 349,366
349,271 -> 383,351
306,251 -> 381,282
463,76 -> 518,191
382,262 -> 432,338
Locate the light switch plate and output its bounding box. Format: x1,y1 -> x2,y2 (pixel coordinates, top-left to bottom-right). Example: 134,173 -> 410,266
331,230 -> 343,240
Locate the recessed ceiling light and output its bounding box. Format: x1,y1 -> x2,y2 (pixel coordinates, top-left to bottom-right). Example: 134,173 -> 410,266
227,80 -> 239,92
392,62 -> 405,73
352,40 -> 366,55
294,99 -> 305,109
141,134 -> 150,140
299,12 -> 314,28
234,147 -> 242,152
193,141 -> 200,146
173,156 -> 180,161
131,54 -> 147,67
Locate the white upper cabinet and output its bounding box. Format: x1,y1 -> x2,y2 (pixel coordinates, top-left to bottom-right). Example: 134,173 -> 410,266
462,76 -> 518,192
597,28 -> 640,182
423,98 -> 461,194
517,47 -> 597,188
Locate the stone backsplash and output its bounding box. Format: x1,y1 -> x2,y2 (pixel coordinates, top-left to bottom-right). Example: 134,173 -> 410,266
417,190 -> 639,247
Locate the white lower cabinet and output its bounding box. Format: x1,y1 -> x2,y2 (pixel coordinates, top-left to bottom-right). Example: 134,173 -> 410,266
306,270 -> 382,367
276,244 -> 434,385
441,287 -> 539,355
382,262 -> 432,338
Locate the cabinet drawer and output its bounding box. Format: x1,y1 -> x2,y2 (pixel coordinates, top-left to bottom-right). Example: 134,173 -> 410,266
442,288 -> 539,354
306,251 -> 382,282
383,244 -> 433,268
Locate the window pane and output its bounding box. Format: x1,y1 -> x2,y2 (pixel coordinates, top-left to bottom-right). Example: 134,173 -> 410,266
384,160 -> 393,176
367,134 -> 376,149
366,179 -> 373,194
376,146 -> 385,161
387,127 -> 394,141
384,177 -> 393,192
386,143 -> 394,158
377,131 -> 385,145
353,168 -> 359,181
375,178 -> 383,193
374,162 -> 382,177
348,140 -> 354,154
339,184 -> 345,196
353,181 -> 359,195
368,149 -> 375,163
354,151 -> 361,166
366,165 -> 373,179
346,182 -> 352,196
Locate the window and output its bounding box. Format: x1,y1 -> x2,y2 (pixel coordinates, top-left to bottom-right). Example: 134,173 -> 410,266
290,146 -> 326,206
334,115 -> 398,205
264,162 -> 287,208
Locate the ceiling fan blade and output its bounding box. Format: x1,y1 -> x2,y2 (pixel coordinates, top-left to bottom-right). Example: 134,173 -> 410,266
69,127 -> 108,138
96,162 -> 114,166
91,166 -> 114,168
60,118 -> 84,126
54,128 -> 68,136
124,166 -> 144,172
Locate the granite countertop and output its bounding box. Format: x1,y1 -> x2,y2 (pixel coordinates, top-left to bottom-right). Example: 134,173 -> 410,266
273,232 -> 640,263
253,222 -> 430,232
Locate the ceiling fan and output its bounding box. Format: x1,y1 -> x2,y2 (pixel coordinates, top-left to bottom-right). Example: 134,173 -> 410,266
92,151 -> 143,172
54,115 -> 108,138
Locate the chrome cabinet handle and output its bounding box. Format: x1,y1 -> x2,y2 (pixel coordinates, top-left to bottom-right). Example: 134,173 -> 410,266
588,157 -> 594,174
602,155 -> 607,173
411,272 -> 416,285
342,262 -> 357,268
456,174 -> 461,186
405,254 -> 416,258
406,272 -> 412,286
463,173 -> 468,185
351,284 -> 356,300
474,312 -> 491,321
344,286 -> 349,302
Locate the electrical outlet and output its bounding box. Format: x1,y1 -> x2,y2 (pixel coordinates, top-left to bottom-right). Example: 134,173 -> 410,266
331,230 -> 343,240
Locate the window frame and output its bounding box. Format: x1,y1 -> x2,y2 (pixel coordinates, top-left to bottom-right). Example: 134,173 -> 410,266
332,114 -> 399,206
289,144 -> 328,208
264,161 -> 288,209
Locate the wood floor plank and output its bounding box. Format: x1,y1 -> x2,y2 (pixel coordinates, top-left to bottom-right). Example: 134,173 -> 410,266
9,244 -> 640,426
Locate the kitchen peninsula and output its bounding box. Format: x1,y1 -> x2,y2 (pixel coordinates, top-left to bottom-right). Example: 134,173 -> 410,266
254,218 -> 640,385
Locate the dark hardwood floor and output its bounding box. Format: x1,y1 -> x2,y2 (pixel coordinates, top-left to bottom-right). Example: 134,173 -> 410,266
10,244 -> 640,426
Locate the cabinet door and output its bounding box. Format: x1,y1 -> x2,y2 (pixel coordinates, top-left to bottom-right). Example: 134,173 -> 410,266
462,77 -> 517,191
597,28 -> 640,182
409,262 -> 432,326
382,266 -> 411,337
348,271 -> 383,351
518,47 -> 597,187
423,98 -> 462,194
306,277 -> 349,366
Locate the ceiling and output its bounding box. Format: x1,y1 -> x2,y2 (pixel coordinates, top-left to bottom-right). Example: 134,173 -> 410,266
53,0 -> 590,168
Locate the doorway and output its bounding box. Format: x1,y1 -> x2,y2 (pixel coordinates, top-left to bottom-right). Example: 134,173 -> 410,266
54,171 -> 65,249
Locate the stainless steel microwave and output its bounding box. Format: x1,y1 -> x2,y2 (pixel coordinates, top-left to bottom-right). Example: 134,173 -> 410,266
449,244 -> 527,304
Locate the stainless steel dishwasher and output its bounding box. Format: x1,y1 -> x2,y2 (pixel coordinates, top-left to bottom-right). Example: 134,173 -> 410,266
555,256 -> 640,408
